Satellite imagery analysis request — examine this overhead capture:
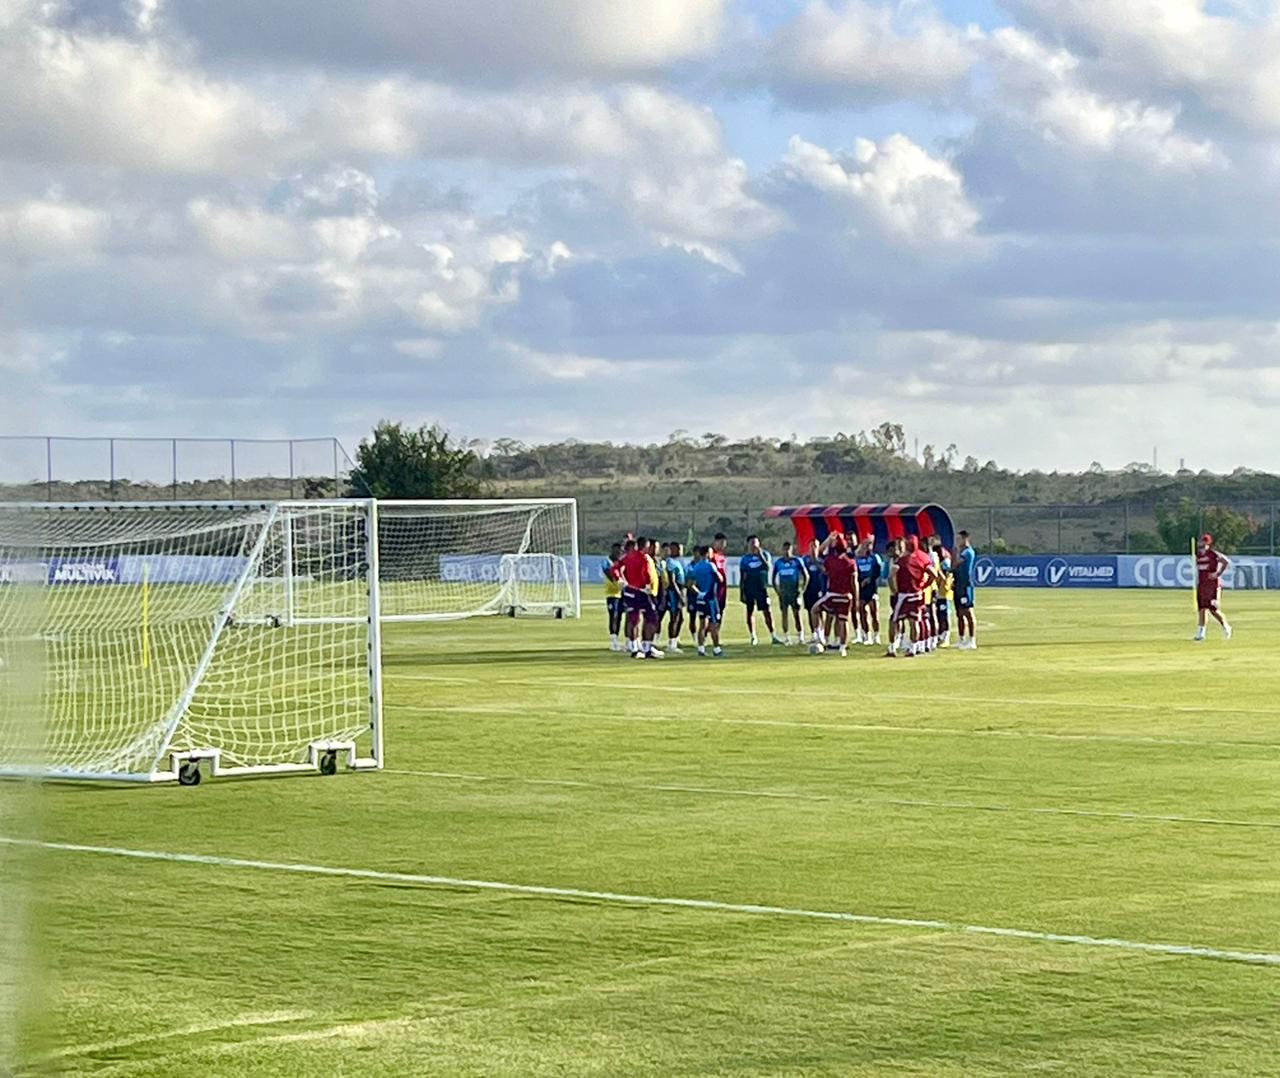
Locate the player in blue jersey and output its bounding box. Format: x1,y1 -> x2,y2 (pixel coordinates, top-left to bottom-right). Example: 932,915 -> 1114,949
802,538 -> 827,645
853,535 -> 883,646
953,530 -> 977,649
740,535 -> 783,646
663,541 -> 687,653
771,541 -> 808,645
687,545 -> 725,656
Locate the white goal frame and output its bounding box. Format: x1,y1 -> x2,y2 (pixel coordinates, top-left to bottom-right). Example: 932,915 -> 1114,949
376,498 -> 580,622
0,500 -> 384,784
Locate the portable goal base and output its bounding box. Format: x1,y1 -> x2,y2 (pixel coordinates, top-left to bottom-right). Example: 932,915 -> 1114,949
163,741 -> 378,786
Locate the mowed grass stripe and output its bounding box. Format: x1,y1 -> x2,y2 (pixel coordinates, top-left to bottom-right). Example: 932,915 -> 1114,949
388,699 -> 1280,752
7,836 -> 1280,969
383,768 -> 1280,830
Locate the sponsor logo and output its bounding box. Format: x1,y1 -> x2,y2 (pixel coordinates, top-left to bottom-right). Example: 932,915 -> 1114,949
1046,558 -> 1069,587
975,558 -> 995,585
48,559 -> 120,585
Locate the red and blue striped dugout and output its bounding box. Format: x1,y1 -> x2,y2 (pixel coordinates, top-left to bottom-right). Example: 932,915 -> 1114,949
763,504 -> 955,552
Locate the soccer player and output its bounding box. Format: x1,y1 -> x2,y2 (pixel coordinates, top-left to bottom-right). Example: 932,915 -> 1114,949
602,541 -> 625,651
802,538 -> 826,644
740,535 -> 783,645
664,541 -> 687,652
771,541 -> 807,644
684,548 -> 701,645
1194,533 -> 1232,641
953,531 -> 977,649
710,532 -> 729,616
619,536 -> 663,659
814,534 -> 858,656
854,536 -> 883,646
888,536 -> 938,658
929,535 -> 953,648
687,545 -> 725,656
648,538 -> 668,636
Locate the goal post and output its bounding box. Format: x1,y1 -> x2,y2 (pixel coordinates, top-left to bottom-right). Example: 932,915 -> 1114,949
0,501 -> 383,783
376,499 -> 580,621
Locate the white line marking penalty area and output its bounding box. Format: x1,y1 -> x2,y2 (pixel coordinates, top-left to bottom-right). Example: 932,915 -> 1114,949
3,837 -> 1277,969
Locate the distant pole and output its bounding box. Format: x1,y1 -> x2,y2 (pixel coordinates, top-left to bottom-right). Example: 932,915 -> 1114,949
1124,503 -> 1130,553
229,438 -> 236,499
109,438 -> 116,500
1271,504 -> 1276,557
987,506 -> 994,548
171,439 -> 178,500
1057,506 -> 1064,553
289,440 -> 296,500
45,436 -> 52,502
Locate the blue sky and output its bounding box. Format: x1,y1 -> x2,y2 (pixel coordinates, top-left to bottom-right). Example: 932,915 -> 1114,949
5,0 -> 1280,473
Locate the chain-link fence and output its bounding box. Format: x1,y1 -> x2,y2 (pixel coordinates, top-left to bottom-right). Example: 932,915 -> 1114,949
0,437 -> 362,502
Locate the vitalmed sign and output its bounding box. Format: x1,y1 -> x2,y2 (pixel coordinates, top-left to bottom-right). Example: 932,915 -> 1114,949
973,556 -> 1118,588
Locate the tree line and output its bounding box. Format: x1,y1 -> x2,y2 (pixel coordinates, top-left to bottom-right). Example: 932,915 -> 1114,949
349,421 -> 1278,554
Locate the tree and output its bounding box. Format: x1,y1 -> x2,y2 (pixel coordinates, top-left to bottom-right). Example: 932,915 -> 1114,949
1155,499 -> 1254,554
348,421 -> 484,499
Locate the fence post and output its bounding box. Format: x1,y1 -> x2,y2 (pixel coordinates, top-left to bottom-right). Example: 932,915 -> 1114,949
1123,503 -> 1130,553
109,438 -> 116,500
1272,504 -> 1277,556
289,440 -> 296,500
171,439 -> 178,500
45,436 -> 52,502
987,506 -> 994,548
1057,506 -> 1064,553
229,438 -> 236,499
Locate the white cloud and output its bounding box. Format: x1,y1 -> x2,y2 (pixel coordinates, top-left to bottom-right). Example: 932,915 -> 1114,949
781,134 -> 980,247
761,0 -> 978,107
0,199 -> 108,259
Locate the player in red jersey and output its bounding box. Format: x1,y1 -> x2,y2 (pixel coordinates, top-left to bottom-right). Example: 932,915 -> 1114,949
618,536 -> 664,659
813,534 -> 859,657
710,532 -> 729,627
888,535 -> 938,658
1194,533 -> 1232,641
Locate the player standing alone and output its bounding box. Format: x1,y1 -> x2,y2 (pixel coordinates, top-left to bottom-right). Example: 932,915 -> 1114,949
952,531 -> 977,650
1194,533 -> 1232,641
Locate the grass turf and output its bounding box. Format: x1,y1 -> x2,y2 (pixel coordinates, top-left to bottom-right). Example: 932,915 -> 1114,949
12,589 -> 1280,1075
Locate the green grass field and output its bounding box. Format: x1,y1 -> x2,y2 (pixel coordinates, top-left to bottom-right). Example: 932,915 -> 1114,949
13,589 -> 1280,1075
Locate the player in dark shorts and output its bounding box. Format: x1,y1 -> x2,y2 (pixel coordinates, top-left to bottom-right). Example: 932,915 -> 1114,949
663,541 -> 686,652
619,536 -> 662,659
853,535 -> 883,646
739,534 -> 782,645
710,532 -> 729,616
801,538 -> 826,643
928,535 -> 952,648
889,536 -> 938,658
687,545 -> 725,656
953,531 -> 977,649
602,541 -> 625,651
771,541 -> 807,645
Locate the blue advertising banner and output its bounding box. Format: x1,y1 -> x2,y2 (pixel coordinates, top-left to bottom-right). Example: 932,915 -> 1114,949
972,555 -> 1118,588
1117,555 -> 1280,589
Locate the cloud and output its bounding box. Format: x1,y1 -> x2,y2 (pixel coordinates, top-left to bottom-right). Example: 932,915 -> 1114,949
778,134 -> 980,247
157,0 -> 726,82
760,0 -> 979,107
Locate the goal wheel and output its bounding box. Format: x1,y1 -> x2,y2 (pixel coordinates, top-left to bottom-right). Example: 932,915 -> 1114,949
177,761 -> 202,786
318,750 -> 338,776
554,607 -> 564,620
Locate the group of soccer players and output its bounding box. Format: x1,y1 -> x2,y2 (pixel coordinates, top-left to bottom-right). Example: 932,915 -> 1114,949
602,529 -> 981,660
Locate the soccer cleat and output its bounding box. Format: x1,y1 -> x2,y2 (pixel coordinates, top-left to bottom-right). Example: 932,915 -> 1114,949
873,633 -> 882,646
839,646 -> 848,657
809,642 -> 825,655
1224,624 -> 1233,639
697,645 -> 707,656
750,635 -> 759,647
632,651 -> 648,660
713,646 -> 724,657
649,647 -> 665,659
771,634 -> 784,645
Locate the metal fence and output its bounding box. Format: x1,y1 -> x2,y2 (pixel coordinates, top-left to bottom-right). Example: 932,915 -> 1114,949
576,503 -> 1280,556
0,437 -> 361,502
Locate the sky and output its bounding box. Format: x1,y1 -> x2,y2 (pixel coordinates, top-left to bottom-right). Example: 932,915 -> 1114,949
5,0 -> 1280,472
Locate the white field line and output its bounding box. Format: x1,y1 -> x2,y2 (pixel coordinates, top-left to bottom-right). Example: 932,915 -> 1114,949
389,700 -> 1280,753
37,1011 -> 313,1062
3,837 -> 1277,969
387,670 -> 1280,722
384,768 -> 1280,831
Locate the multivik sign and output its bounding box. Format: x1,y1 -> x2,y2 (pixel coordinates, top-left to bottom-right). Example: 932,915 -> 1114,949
974,556 -> 1118,588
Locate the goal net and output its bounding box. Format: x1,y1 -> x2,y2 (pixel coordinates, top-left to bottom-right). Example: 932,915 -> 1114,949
377,499 -> 580,621
0,501 -> 383,782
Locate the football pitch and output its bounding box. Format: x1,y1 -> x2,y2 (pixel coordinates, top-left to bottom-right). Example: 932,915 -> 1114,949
13,589 -> 1280,1075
